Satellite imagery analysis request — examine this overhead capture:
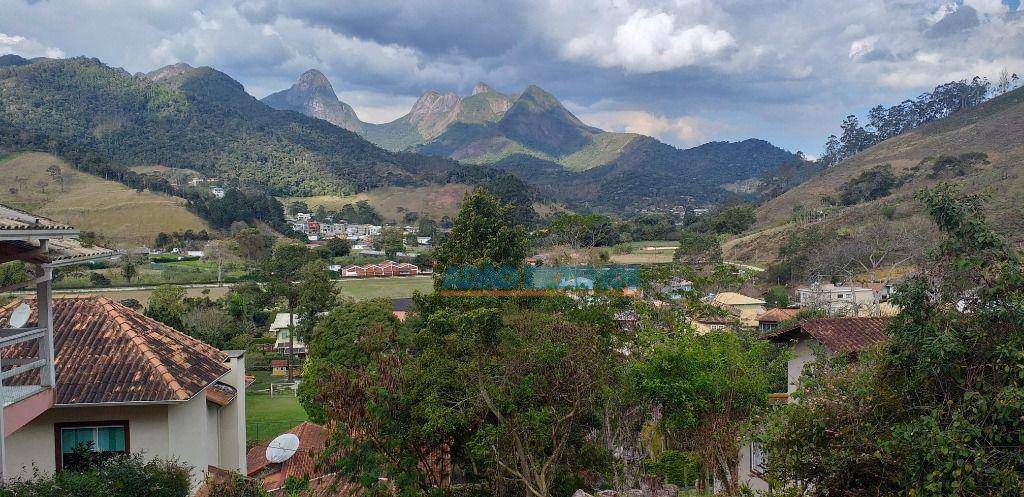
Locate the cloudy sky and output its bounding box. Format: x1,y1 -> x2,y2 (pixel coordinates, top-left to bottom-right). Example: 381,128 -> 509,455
2,0 -> 1022,153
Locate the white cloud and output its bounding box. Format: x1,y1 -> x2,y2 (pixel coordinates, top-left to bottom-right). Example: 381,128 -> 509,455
0,32 -> 64,59
848,36 -> 878,61
562,8 -> 734,73
337,90 -> 418,123
964,0 -> 1009,17
579,109 -> 712,146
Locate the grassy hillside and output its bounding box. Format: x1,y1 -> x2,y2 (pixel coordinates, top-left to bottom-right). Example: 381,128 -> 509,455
283,183 -> 473,223
0,152 -> 210,246
726,85 -> 1024,264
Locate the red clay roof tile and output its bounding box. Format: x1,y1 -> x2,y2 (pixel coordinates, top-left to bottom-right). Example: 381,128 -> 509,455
0,296 -> 228,404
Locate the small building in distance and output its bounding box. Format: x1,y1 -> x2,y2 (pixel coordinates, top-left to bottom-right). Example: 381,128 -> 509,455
756,308 -> 801,335
797,283 -> 876,315
712,292 -> 766,327
269,313 -> 307,356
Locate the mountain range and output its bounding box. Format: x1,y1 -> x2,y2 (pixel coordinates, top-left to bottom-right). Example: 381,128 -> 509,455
264,70 -> 803,211
0,55 -> 801,216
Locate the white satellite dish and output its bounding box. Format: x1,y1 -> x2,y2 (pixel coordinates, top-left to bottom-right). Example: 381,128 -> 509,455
8,303 -> 31,329
265,433 -> 300,463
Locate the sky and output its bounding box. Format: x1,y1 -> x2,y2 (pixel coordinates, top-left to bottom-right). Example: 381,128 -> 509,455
1,0 -> 1022,154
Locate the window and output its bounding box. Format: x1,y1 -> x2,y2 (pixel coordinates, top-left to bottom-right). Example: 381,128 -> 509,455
55,421 -> 129,471
750,442 -> 767,475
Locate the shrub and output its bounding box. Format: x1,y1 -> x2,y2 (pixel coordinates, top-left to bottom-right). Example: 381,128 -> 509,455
838,164 -> 899,205
0,454 -> 191,497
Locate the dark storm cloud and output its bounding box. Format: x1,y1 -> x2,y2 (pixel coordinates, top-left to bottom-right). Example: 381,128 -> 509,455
0,0 -> 1021,152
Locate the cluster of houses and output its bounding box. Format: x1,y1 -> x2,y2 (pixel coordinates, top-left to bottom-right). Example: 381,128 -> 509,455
288,212 -> 433,248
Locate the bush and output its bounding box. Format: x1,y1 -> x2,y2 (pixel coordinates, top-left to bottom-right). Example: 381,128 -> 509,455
838,164 -> 898,205
646,450 -> 700,487
89,272 -> 111,287
0,454 -> 191,497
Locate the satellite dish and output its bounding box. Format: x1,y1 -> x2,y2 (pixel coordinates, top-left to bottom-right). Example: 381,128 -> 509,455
9,303 -> 31,329
265,433 -> 300,463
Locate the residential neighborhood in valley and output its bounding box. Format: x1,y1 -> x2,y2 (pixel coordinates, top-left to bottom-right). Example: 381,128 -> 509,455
1,2 -> 1023,496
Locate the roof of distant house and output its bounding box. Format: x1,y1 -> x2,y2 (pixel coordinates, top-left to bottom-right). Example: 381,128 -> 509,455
713,292 -> 766,306
246,422 -> 354,495
0,296 -> 229,404
269,313 -> 300,330
766,317 -> 891,354
757,308 -> 801,323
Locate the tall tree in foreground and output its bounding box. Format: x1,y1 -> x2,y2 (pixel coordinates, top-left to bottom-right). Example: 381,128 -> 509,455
760,184 -> 1024,496
432,188 -> 530,289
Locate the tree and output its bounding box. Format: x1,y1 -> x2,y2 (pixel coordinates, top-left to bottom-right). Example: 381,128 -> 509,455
838,164 -> 898,205
760,184 -> 1024,496
260,244 -> 325,380
0,261 -> 29,289
323,237 -> 350,258
203,239 -> 232,285
287,200 -> 309,216
674,231 -> 721,267
46,164 -> 65,192
145,285 -> 188,330
636,330 -> 780,494
120,254 -> 140,284
373,227 -> 405,259
182,306 -> 237,348
432,189 -> 531,290
233,227 -> 273,262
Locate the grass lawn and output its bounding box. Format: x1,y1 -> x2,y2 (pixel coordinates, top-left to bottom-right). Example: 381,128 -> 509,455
246,392 -> 308,445
335,276 -> 434,300
609,240 -> 678,265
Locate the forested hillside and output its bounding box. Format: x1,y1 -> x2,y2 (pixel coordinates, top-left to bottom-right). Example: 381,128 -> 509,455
0,57 -> 453,196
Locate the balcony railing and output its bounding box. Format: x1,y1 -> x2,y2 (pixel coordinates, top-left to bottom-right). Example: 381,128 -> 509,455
0,327 -> 52,408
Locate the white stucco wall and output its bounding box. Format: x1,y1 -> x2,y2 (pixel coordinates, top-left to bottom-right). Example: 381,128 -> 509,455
219,353 -> 247,474
3,404 -> 169,479
787,339 -> 818,395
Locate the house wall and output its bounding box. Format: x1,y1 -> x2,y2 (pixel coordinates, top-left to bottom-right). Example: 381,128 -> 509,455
737,441 -> 768,492
219,354 -> 247,474
168,392 -> 214,486
3,404 -> 169,479
787,339 -> 818,395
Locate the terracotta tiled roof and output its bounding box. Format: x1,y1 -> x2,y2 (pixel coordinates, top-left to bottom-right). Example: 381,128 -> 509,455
247,422 -> 356,495
757,308 -> 800,323
206,382 -> 238,407
0,296 -> 229,404
767,317 -> 891,354
0,204 -> 75,233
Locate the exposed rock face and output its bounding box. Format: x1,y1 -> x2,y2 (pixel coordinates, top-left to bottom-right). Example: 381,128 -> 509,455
407,90 -> 462,139
261,69 -> 364,133
472,81 -> 495,95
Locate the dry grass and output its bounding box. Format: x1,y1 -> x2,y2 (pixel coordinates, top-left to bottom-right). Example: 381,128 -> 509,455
0,152 -> 211,246
283,183 -> 472,223
729,86 -> 1024,263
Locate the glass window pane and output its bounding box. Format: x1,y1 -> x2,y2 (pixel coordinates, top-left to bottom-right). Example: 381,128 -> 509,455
61,428 -> 96,454
97,427 -> 125,452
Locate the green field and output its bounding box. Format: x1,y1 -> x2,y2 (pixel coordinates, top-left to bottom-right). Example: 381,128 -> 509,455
246,391 -> 308,445
336,276 -> 434,300
609,240 -> 678,265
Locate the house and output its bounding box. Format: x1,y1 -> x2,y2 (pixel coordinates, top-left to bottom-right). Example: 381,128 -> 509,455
210,187 -> 225,199
341,261 -> 421,278
0,204 -> 110,479
270,359 -> 289,377
756,308 -> 801,335
392,298 -> 414,322
688,308 -> 739,334
735,317 -> 891,491
269,313 -> 307,356
246,422 -> 353,496
295,213 -> 312,222
712,292 -> 766,327
416,236 -> 432,246
796,283 -> 876,315
0,296 -> 247,487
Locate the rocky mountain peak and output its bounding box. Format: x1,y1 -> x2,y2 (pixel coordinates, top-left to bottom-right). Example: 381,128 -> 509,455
409,90 -> 461,124
296,69 -> 334,92
472,82 -> 495,95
